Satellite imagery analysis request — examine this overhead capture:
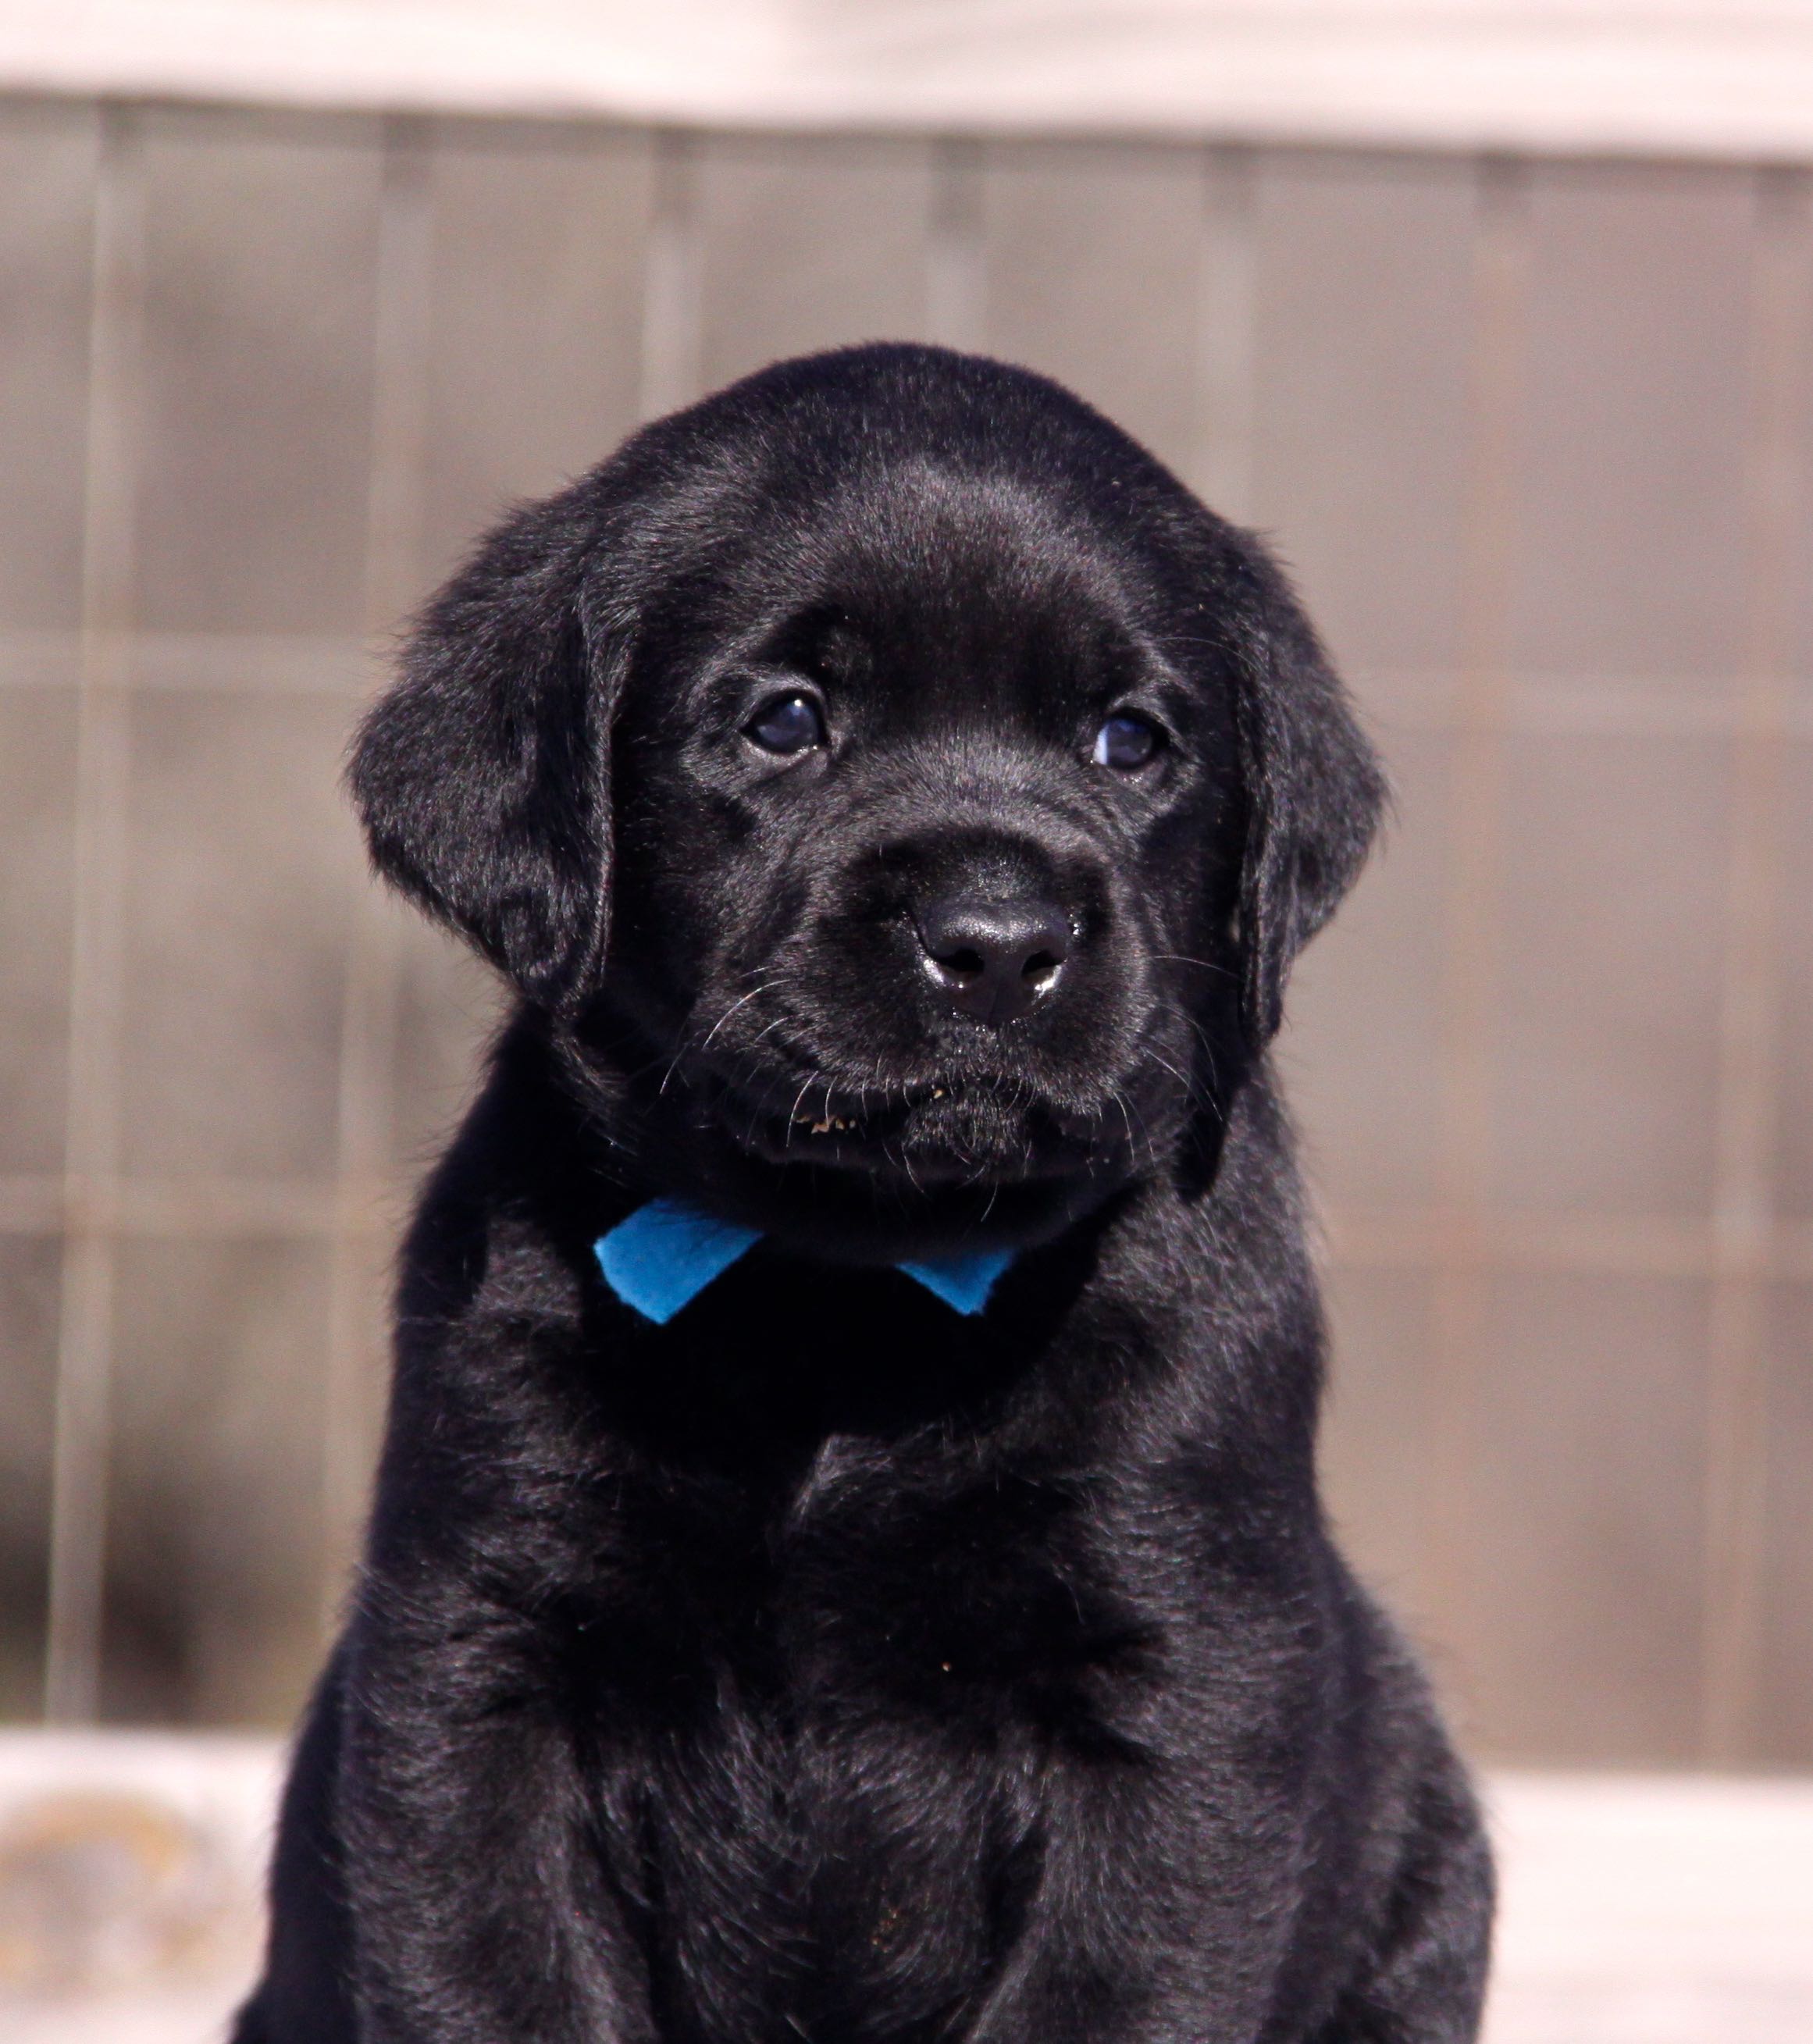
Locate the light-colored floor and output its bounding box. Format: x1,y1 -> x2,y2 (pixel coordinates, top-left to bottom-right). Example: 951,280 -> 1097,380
1,1733 -> 1809,2043
0,1732 -> 279,2044
1484,1772 -> 1813,2044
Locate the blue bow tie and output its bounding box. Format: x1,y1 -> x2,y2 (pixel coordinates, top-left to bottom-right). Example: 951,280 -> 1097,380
595,1198 -> 1015,1326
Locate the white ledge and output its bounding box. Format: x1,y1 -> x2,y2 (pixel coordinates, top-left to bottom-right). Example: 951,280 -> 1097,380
2,1735 -> 1811,2043
5,2 -> 1813,160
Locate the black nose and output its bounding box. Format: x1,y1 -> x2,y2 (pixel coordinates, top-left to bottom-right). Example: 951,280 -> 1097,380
916,896 -> 1073,1024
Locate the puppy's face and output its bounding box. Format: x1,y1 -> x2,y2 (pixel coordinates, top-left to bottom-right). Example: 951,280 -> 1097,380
602,469 -> 1240,1214
354,347 -> 1384,1248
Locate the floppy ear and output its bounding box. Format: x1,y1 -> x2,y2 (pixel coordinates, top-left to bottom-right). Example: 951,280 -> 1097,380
349,490 -> 620,1010
1226,540 -> 1387,1052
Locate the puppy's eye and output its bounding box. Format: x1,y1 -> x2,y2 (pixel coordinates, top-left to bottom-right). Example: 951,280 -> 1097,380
746,692 -> 826,756
1092,711 -> 1163,771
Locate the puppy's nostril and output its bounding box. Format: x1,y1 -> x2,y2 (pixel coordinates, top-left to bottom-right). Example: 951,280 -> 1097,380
917,896 -> 1073,1025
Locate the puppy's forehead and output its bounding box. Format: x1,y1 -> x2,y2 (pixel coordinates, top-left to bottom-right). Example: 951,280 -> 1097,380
719,465 -> 1162,696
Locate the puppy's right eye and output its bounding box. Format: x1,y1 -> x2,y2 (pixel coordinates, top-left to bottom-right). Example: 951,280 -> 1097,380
745,693 -> 826,756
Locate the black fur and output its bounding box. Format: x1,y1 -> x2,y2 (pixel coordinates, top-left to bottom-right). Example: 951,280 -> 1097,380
237,344 -> 1491,2044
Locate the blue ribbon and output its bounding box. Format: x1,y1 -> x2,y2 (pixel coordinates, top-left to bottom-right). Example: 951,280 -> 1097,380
595,1198 -> 1014,1326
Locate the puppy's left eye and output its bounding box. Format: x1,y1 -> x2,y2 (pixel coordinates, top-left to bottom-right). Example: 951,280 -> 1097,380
1092,711 -> 1163,771
746,693 -> 826,755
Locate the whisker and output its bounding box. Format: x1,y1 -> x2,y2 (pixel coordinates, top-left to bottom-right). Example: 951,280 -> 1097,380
1110,1088 -> 1137,1158
697,980 -> 771,1053
1149,953 -> 1238,982
1152,992 -> 1227,1113
657,976 -> 776,1097
785,1075 -> 817,1144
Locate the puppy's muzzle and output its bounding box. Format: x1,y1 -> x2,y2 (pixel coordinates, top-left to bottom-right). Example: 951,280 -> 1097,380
916,894 -> 1073,1025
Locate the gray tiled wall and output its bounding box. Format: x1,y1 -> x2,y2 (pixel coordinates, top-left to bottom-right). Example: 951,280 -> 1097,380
1,96 -> 1807,1764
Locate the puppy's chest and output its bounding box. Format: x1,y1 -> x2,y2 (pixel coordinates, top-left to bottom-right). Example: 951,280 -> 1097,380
566,1443 -> 1154,1730
567,1455 -> 1141,2039
629,1690 -> 1044,2042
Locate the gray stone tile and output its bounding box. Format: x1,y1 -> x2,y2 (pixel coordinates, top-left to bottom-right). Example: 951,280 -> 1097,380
1284,722 -> 1452,1213
1491,732 -> 1732,1217
135,109 -> 381,636
0,689 -> 78,1176
1251,149 -> 1476,683
1458,1273 -> 1709,1763
0,101 -> 95,634
101,1234 -> 329,1725
980,141 -> 1205,477
1508,163 -> 1754,693
116,687 -> 364,1181
419,123 -> 655,596
387,910 -> 502,1181
1318,1264 -> 1441,1633
696,134 -> 934,397
1754,1283 -> 1813,1764
0,1235 -> 59,1719
1775,739 -> 1813,1220
1787,240 -> 1813,713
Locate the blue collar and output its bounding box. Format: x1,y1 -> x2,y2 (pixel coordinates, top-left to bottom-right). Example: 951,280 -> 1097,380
594,1198 -> 1015,1326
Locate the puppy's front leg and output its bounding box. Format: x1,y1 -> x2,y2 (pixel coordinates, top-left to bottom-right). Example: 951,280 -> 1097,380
339,1603 -> 652,2044
1307,1752 -> 1494,2044
960,1764 -> 1291,2044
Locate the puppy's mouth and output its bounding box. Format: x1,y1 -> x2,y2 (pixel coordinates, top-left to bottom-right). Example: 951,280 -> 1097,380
700,1065 -> 1124,1186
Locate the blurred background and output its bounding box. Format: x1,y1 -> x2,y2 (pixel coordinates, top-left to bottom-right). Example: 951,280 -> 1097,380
1,2 -> 1811,2035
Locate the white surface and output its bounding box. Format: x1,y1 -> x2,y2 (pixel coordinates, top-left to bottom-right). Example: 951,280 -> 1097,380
0,1732 -> 282,2044
1484,1773 -> 1813,2044
0,1736 -> 1810,2043
6,2 -> 1813,159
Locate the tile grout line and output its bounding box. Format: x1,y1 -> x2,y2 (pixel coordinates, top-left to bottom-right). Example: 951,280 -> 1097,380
1191,142 -> 1256,525
926,135 -> 985,354
44,105 -> 144,1725
319,116 -> 434,1637
639,128 -> 703,424
1423,155 -> 1529,1673
1700,166 -> 1810,1765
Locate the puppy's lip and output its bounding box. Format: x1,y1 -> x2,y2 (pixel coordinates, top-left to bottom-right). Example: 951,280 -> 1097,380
785,1077 -> 950,1134
700,1065 -> 1115,1183
740,1121 -> 1092,1187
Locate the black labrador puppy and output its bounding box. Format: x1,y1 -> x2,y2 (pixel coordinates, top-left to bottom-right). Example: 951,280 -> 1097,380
237,344 -> 1492,2044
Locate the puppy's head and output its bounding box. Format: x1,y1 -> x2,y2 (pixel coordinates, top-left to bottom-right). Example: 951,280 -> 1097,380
353,346 -> 1383,1249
